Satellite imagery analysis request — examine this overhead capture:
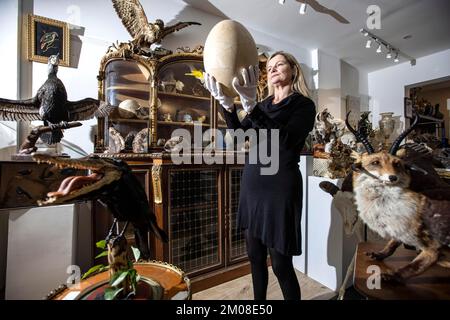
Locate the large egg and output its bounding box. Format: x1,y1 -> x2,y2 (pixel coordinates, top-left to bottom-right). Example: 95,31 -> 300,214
203,20 -> 258,97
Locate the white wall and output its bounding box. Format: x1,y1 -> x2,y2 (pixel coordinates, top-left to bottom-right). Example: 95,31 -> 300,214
316,51 -> 369,120
6,205 -> 76,300
317,50 -> 341,118
368,49 -> 450,125
0,0 -> 20,160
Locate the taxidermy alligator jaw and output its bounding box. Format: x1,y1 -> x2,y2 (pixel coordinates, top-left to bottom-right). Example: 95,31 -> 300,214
33,154 -> 122,205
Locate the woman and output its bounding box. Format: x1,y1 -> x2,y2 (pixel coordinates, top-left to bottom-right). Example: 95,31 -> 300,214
204,51 -> 316,300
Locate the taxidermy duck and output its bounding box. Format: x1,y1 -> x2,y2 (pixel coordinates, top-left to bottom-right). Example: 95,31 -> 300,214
0,54 -> 113,144
111,0 -> 200,50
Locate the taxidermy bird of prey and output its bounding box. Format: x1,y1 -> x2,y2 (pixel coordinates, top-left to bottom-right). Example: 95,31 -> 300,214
0,54 -> 113,145
111,0 -> 201,48
295,0 -> 350,24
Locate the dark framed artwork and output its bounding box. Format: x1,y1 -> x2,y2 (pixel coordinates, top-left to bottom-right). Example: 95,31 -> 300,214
27,14 -> 70,66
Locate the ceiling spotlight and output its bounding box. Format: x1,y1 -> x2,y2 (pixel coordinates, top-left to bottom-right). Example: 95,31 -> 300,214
278,0 -> 286,4
376,44 -> 382,53
299,3 -> 307,14
359,29 -> 414,65
386,49 -> 392,59
394,52 -> 399,62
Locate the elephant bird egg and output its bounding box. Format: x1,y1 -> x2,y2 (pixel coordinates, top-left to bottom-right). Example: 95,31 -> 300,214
203,20 -> 258,97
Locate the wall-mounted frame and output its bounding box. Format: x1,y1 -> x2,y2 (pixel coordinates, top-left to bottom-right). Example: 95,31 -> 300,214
27,14 -> 70,67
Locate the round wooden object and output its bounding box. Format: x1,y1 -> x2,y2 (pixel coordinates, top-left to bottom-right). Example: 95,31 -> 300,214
51,261 -> 190,300
204,20 -> 258,97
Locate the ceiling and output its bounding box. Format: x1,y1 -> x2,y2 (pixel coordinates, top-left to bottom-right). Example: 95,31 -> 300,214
182,0 -> 450,73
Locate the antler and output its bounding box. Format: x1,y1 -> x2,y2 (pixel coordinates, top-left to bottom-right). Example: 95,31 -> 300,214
345,111 -> 374,154
389,113 -> 419,155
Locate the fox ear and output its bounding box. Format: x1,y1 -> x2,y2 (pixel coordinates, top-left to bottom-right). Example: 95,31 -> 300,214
351,162 -> 362,172
405,163 -> 428,175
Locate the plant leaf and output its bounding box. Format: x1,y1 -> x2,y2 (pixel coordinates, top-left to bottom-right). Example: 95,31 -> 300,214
111,271 -> 129,287
104,287 -> 124,300
96,240 -> 107,249
95,251 -> 109,259
82,264 -> 105,280
131,246 -> 141,261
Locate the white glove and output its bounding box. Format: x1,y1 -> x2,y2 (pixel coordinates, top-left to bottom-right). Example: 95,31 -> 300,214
232,65 -> 259,114
203,72 -> 235,112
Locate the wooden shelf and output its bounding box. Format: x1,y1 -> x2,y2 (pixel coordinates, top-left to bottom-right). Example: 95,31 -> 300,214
109,118 -> 148,123
418,114 -> 444,122
158,121 -> 210,127
158,91 -> 211,101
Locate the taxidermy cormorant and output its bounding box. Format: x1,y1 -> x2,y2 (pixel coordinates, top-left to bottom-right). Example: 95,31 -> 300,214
111,0 -> 201,49
0,54 -> 112,144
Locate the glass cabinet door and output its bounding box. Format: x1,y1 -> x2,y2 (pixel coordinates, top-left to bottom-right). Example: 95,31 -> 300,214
104,59 -> 151,153
157,60 -> 211,147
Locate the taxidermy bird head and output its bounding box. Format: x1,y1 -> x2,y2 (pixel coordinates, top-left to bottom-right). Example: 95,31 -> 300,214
48,53 -> 60,75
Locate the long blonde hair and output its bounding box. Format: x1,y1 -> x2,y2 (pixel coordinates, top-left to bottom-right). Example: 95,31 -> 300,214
266,51 -> 310,98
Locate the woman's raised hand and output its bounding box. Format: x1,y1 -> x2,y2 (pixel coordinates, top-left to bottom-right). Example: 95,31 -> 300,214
232,65 -> 259,114
203,72 -> 235,112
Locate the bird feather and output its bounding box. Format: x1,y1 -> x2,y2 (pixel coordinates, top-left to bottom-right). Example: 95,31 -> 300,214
0,97 -> 41,121
161,21 -> 201,39
111,0 -> 150,38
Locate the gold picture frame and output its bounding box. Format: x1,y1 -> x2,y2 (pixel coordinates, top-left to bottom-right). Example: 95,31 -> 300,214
27,14 -> 70,67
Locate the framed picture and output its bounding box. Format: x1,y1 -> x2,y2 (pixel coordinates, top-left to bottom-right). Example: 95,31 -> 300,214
27,14 -> 70,66
404,97 -> 413,118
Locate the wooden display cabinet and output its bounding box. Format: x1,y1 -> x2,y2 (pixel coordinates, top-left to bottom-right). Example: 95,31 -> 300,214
92,154 -> 248,292
95,45 -> 223,152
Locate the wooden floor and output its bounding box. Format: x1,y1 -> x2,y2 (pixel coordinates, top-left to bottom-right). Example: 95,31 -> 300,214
193,267 -> 335,300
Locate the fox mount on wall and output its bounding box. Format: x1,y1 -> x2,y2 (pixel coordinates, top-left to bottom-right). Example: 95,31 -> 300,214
110,0 -> 201,57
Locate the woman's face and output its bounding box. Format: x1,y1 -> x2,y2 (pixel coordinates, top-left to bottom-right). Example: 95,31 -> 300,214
267,55 -> 294,86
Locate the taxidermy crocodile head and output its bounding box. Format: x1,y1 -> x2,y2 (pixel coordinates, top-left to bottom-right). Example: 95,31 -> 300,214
33,153 -> 168,260
33,154 -> 124,206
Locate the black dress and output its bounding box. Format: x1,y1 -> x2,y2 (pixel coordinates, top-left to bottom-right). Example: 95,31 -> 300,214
223,92 -> 316,256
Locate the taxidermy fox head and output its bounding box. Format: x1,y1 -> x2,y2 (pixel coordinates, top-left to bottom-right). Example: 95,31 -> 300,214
351,151 -> 411,188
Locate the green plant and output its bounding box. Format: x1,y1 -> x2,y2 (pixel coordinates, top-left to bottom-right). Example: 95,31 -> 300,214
81,240 -> 109,280
104,246 -> 141,300
81,239 -> 141,300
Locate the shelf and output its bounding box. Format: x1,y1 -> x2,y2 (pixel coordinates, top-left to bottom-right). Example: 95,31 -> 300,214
158,91 -> 211,101
109,118 -> 148,123
407,114 -> 445,122
418,114 -> 444,123
158,121 -> 210,127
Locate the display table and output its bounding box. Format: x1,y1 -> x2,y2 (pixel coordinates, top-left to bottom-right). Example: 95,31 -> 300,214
51,261 -> 191,300
354,242 -> 450,299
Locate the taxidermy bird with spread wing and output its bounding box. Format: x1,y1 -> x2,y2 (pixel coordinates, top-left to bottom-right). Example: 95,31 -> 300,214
0,54 -> 113,144
111,0 -> 201,50
291,0 -> 350,24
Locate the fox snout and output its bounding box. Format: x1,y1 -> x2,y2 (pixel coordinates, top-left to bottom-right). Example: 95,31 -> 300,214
357,151 -> 411,187
378,173 -> 400,184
